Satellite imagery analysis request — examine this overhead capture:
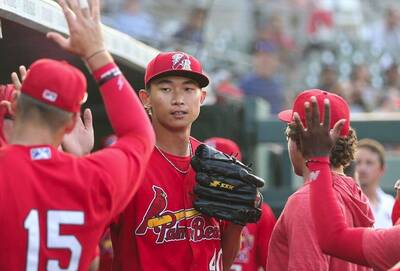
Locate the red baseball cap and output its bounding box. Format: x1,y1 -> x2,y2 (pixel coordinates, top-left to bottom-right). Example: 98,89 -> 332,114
21,59 -> 87,113
145,51 -> 209,88
205,137 -> 242,161
278,89 -> 350,136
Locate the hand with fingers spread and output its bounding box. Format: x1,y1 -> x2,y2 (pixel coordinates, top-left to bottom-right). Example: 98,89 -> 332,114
47,0 -> 112,69
293,96 -> 346,160
62,108 -> 94,156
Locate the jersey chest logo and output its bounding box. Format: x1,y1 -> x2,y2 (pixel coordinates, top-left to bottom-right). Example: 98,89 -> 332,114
135,185 -> 221,244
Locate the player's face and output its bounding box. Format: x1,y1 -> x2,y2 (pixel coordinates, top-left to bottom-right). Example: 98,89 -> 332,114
141,76 -> 206,131
288,138 -> 304,176
355,148 -> 384,187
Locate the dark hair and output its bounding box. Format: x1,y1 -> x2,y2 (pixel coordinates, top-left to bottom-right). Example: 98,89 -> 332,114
16,94 -> 73,131
286,124 -> 358,168
357,138 -> 385,167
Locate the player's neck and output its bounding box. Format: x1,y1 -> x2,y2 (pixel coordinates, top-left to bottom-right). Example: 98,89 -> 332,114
154,125 -> 191,157
10,121 -> 63,148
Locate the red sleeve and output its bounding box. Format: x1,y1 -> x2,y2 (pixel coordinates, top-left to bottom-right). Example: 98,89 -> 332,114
308,158 -> 369,266
362,227 -> 400,270
392,200 -> 400,226
256,203 -> 276,268
84,62 -> 155,216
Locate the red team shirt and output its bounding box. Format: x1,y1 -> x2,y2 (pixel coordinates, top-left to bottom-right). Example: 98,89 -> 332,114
267,173 -> 374,271
111,138 -> 225,271
0,63 -> 154,271
230,203 -> 276,271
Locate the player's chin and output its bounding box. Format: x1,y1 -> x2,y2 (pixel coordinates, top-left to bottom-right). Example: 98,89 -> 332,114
164,118 -> 193,131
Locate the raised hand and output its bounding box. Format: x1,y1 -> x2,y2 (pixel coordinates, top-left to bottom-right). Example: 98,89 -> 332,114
47,0 -> 105,59
395,180 -> 400,201
62,108 -> 94,156
11,65 -> 27,91
293,96 -> 346,159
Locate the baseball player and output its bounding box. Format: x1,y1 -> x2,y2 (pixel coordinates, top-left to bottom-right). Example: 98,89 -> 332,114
110,51 -> 246,271
0,0 -> 155,270
266,89 -> 374,271
204,137 -> 276,271
294,96 -> 400,270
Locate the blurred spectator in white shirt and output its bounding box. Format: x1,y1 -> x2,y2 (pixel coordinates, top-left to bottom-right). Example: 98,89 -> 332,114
355,139 -> 395,229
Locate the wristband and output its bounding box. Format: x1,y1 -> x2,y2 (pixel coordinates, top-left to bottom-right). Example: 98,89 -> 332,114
306,157 -> 330,167
97,67 -> 122,86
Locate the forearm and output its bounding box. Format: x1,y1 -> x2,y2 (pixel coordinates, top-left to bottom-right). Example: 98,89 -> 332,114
91,54 -> 154,144
308,159 -> 369,266
221,223 -> 243,271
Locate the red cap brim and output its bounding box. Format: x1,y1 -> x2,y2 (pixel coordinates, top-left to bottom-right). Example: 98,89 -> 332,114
278,109 -> 293,123
146,70 -> 209,88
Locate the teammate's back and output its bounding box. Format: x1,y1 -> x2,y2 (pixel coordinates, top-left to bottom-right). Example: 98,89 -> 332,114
0,146 -> 116,270
0,0 -> 155,270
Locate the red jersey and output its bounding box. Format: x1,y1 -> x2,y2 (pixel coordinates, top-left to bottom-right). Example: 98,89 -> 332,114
0,63 -> 154,271
111,138 -> 225,271
267,173 -> 374,271
230,203 -> 276,271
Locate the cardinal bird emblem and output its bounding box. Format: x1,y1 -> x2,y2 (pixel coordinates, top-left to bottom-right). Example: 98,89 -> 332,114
135,186 -> 168,235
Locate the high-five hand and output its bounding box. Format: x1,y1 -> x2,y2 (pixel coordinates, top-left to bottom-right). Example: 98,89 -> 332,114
293,96 -> 346,159
47,0 -> 104,58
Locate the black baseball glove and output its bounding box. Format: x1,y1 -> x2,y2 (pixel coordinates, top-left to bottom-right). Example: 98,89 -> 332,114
191,144 -> 265,225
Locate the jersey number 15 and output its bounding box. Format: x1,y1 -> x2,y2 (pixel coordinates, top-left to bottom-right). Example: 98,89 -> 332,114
24,209 -> 84,271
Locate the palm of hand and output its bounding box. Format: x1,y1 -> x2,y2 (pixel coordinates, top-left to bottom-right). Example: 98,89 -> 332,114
293,97 -> 345,160
62,108 -> 94,156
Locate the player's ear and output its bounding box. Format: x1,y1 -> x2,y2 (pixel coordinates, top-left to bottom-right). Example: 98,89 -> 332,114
64,112 -> 78,134
139,88 -> 151,107
200,89 -> 207,104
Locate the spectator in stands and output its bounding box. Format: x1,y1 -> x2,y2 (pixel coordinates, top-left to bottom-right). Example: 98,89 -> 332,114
212,69 -> 243,105
356,139 -> 395,229
344,64 -> 377,113
318,65 -> 345,97
239,42 -> 284,114
173,7 -> 207,46
254,15 -> 295,63
378,63 -> 400,111
103,0 -> 158,44
366,6 -> 400,56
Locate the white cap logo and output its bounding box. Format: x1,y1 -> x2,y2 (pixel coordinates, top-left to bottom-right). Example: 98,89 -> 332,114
42,89 -> 58,102
172,53 -> 192,70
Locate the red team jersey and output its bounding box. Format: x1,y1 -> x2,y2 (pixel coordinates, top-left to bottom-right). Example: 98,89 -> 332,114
111,137 -> 225,271
230,203 -> 276,271
0,63 -> 154,271
267,173 -> 374,271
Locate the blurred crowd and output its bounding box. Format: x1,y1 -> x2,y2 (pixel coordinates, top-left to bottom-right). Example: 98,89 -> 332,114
98,0 -> 400,115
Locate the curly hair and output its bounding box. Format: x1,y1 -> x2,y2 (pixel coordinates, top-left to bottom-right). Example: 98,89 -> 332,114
285,124 -> 358,168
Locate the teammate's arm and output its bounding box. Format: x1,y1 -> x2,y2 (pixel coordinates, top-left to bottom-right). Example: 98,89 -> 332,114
295,97 -> 400,270
48,0 -> 155,215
